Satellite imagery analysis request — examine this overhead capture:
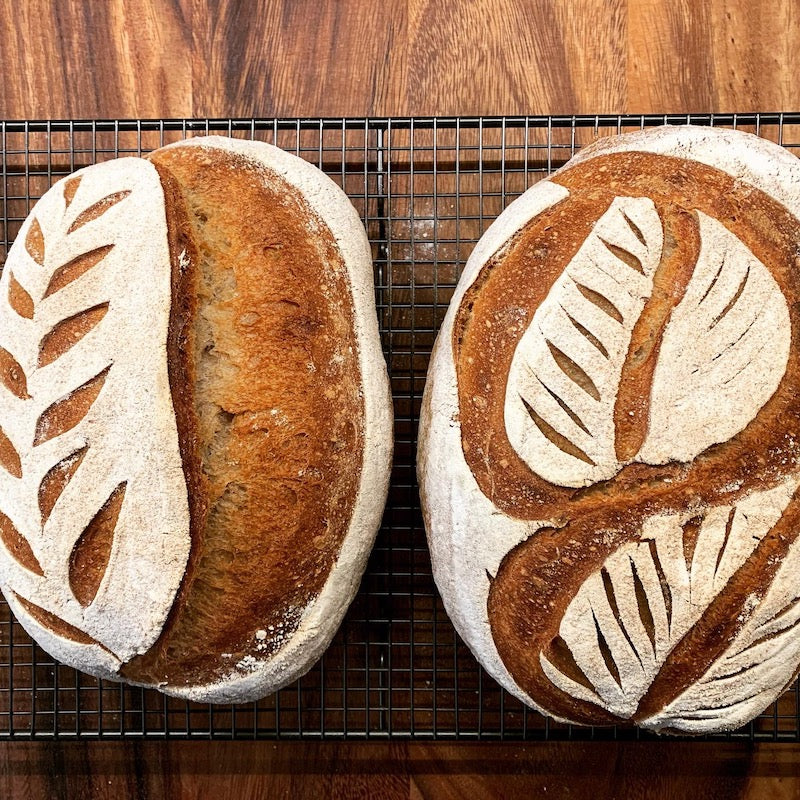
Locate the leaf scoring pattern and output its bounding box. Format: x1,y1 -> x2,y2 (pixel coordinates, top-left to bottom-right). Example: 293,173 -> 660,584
638,213 -> 790,464
62,176 -> 82,208
44,245 -> 114,298
574,282 -> 624,323
0,426 -> 22,478
67,190 -> 130,234
38,303 -> 109,367
69,482 -> 126,607
34,365 -> 110,446
0,512 -> 43,575
521,395 -> 596,465
546,484 -> 795,723
39,446 -> 87,523
12,592 -> 101,646
546,340 -> 601,401
8,275 -> 34,319
25,219 -> 45,265
504,197 -> 663,489
0,347 -> 29,399
0,157 -> 189,672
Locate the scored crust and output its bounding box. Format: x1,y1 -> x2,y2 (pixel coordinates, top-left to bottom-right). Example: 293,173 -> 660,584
0,137 -> 392,703
419,125 -> 800,733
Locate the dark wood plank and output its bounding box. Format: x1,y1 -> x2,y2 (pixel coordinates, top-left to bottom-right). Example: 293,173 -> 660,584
0,740 -> 775,800
192,0 -> 628,116
0,740 -> 795,799
193,0 -> 398,118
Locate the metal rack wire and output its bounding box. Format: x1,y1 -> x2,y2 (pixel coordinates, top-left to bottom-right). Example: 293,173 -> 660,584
2,114 -> 800,740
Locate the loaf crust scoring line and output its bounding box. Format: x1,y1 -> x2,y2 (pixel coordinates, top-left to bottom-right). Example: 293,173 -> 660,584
148,137 -> 393,702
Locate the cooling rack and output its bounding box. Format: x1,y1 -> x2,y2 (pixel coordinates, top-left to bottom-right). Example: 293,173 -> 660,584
2,113 -> 800,740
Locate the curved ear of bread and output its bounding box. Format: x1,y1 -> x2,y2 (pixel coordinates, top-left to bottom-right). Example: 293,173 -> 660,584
0,136 -> 392,703
419,125 -> 800,733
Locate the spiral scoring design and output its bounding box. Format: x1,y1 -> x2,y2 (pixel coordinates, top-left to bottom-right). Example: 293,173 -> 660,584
453,151 -> 800,728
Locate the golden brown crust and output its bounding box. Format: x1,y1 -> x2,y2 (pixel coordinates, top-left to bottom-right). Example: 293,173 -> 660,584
450,151 -> 800,725
121,145 -> 365,688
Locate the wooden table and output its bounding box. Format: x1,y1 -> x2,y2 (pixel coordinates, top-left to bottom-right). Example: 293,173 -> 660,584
2,2 -> 800,797
3,0 -> 799,118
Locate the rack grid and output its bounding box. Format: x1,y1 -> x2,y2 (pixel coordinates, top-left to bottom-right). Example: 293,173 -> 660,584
2,114 -> 800,740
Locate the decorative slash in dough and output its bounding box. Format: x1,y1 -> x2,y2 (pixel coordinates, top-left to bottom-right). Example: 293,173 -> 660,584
419,125 -> 800,733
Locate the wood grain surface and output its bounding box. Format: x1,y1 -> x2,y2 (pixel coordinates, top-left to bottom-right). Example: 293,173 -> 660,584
1,740 -> 797,800
1,0 -> 799,119
3,2 -> 800,799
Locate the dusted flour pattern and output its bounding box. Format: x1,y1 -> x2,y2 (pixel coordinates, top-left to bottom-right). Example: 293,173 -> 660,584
0,159 -> 191,678
419,125 -> 800,733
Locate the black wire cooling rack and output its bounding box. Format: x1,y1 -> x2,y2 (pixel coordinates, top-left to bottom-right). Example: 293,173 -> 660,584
2,113 -> 800,741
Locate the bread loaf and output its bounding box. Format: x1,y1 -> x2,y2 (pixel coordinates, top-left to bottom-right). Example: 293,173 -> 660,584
0,136 -> 392,702
419,125 -> 800,733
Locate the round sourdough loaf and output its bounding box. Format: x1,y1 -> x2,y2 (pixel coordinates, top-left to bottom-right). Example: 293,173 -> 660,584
419,125 -> 800,733
0,136 -> 392,702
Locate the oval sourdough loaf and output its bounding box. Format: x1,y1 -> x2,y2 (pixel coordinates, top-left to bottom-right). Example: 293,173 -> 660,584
0,136 -> 392,702
419,125 -> 800,733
